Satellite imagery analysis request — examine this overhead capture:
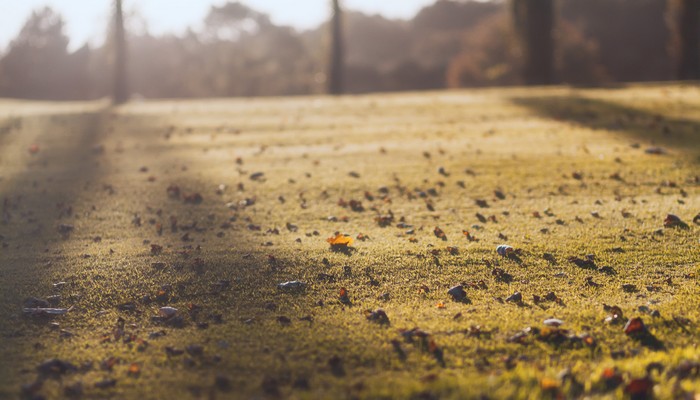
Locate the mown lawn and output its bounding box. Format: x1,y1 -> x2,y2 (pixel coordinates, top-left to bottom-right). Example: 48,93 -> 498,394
0,84 -> 698,399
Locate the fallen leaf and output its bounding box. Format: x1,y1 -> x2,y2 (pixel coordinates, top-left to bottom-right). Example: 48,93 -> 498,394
150,244 -> 163,255
664,214 -> 688,228
327,233 -> 353,247
365,309 -> 390,325
128,363 -> 140,376
505,292 -> 523,303
496,244 -> 514,256
624,317 -> 646,335
540,378 -> 559,390
600,367 -> 623,390
624,376 -> 653,398
339,287 -> 351,304
447,285 -> 467,302
434,227 -> 447,241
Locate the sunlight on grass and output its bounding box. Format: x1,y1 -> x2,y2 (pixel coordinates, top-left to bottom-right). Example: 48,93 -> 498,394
0,83 -> 698,399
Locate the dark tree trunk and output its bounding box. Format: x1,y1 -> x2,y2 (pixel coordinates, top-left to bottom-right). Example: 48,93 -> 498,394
113,0 -> 128,104
669,0 -> 700,80
512,0 -> 554,85
328,0 -> 344,95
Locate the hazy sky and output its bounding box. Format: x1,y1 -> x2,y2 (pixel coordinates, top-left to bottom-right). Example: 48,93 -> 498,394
1,0 -> 438,51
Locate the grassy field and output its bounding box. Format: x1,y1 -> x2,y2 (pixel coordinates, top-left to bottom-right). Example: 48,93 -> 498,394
0,84 -> 698,399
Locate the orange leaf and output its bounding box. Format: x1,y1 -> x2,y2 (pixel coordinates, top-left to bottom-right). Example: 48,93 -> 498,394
602,368 -> 618,379
128,362 -> 141,376
327,233 -> 353,246
540,378 -> 559,390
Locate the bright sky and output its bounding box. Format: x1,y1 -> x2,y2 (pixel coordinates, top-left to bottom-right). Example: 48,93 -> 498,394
0,0 -> 438,51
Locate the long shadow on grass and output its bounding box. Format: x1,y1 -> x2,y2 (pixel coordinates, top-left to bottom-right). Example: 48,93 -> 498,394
0,106 -> 315,398
0,107 -> 110,394
510,95 -> 700,160
0,107 -> 183,397
0,109 -> 109,278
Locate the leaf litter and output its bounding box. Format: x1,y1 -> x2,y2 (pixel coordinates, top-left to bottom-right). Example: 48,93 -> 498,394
1,86 -> 699,399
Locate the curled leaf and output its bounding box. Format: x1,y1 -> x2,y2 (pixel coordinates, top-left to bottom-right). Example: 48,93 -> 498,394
158,307 -> 178,319
447,285 -> 467,302
433,227 -> 447,241
496,244 -> 514,256
505,291 -> 523,303
664,214 -> 688,229
543,318 -> 563,327
624,317 -> 646,335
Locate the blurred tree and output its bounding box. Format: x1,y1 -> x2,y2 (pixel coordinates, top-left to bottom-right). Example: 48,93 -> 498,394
328,0 -> 344,94
0,0 -> 679,99
410,0 -> 500,88
667,0 -> 700,80
512,0 -> 554,84
196,2 -> 314,97
554,19 -> 609,85
447,10 -> 607,88
204,1 -> 272,40
414,0 -> 499,31
447,13 -> 520,88
113,0 -> 128,103
560,0 -> 671,82
0,7 -> 89,100
343,12 -> 408,69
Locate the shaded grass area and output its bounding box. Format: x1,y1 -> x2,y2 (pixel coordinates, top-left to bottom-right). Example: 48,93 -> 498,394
509,86 -> 700,160
0,85 -> 699,399
0,109 -> 107,395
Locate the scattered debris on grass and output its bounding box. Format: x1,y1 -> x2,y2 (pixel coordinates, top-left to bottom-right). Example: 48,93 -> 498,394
23,307 -> 72,316
496,244 -> 514,256
664,213 -> 689,229
447,285 -> 467,302
277,280 -> 307,292
365,309 -> 390,325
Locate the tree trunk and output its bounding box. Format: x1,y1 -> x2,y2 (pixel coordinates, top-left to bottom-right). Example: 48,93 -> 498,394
113,0 -> 128,104
669,0 -> 700,80
328,0 -> 344,95
512,0 -> 554,85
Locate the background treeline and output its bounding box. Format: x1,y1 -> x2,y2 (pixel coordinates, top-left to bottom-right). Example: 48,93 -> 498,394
0,0 -> 689,100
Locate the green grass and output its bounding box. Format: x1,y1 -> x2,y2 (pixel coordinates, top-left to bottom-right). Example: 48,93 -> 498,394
0,84 -> 698,399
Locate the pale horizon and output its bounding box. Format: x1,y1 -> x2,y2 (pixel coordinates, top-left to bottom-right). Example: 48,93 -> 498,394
0,0 -> 442,52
